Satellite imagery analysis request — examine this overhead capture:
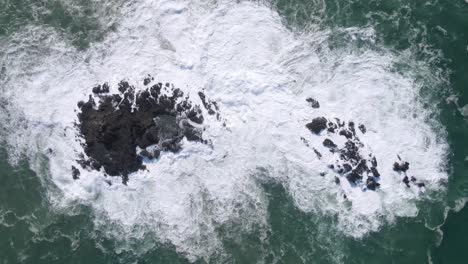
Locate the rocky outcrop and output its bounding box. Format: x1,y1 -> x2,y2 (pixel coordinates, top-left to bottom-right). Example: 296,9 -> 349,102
75,77 -> 208,183
304,114 -> 381,190
302,96 -> 427,191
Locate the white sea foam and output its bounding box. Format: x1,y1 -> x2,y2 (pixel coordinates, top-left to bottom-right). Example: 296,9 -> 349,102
1,0 -> 448,260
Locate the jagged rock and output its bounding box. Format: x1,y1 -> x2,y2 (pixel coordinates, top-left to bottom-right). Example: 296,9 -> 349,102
76,79 -> 206,183
139,149 -> 161,160
343,163 -> 352,172
370,167 -> 380,177
313,148 -> 322,159
417,182 -> 425,188
346,171 -> 362,184
72,166 -> 80,180
198,91 -> 219,115
358,124 -> 366,134
366,176 -> 380,190
92,83 -> 110,94
327,122 -> 337,133
393,161 -> 410,172
143,75 -> 154,86
339,129 -> 353,139
306,117 -> 327,134
306,97 -> 320,108
335,177 -> 340,184
402,176 -> 410,187
348,122 -> 356,135
323,138 -> 337,149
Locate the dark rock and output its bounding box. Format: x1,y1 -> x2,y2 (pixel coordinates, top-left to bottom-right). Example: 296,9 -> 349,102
186,107 -> 204,124
327,122 -> 337,133
306,97 -> 320,108
323,138 -> 337,149
72,166 -> 80,180
358,124 -> 366,134
335,177 -> 340,184
366,176 -> 380,190
139,150 -> 152,159
313,148 -> 322,159
346,171 -> 362,184
300,137 -> 310,147
339,129 -> 353,139
139,149 -> 161,160
393,161 -> 410,172
92,83 -> 110,94
417,182 -> 425,188
301,113 -> 384,191
348,122 -> 356,135
347,160 -> 368,184
403,176 -> 410,187
335,118 -> 345,127
343,163 -> 352,173
306,117 -> 327,134
410,176 -> 417,182
143,75 -> 154,86
320,172 -> 326,176
340,141 -> 360,163
198,91 -> 216,115
370,166 -> 380,177
76,79 -> 206,183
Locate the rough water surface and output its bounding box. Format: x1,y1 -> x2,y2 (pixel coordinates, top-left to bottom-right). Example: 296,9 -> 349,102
1,0 -> 466,263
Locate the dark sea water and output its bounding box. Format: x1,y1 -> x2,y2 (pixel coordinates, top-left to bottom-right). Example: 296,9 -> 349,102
0,0 -> 467,263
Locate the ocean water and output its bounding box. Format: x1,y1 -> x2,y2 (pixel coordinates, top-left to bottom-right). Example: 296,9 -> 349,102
0,0 -> 467,263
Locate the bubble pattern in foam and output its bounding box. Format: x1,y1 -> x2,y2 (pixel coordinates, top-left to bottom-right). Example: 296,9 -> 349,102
0,0 -> 448,261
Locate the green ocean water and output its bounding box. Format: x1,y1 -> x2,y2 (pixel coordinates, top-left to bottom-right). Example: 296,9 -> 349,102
0,0 -> 467,263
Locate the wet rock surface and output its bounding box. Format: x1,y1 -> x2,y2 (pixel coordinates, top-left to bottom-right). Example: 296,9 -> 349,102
302,98 -> 426,191
75,77 -> 209,183
306,97 -> 320,109
392,156 -> 425,188
304,115 -> 381,190
306,117 -> 328,134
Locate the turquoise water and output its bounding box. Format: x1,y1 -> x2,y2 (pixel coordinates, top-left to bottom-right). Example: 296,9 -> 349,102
1,0 -> 467,263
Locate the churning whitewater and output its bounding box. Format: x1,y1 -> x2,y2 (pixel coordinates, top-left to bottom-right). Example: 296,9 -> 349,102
0,0 -> 448,261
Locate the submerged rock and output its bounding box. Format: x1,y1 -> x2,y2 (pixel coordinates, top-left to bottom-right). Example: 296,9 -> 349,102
323,138 -> 337,149
76,78 -> 207,183
358,124 -> 366,134
306,97 -> 320,108
71,166 -> 80,180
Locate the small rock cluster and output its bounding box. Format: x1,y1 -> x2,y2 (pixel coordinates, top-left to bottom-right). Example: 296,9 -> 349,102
305,115 -> 381,190
303,97 -> 426,191
393,157 -> 425,188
